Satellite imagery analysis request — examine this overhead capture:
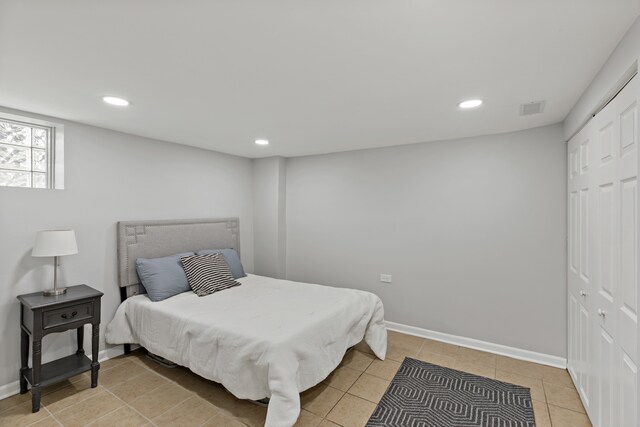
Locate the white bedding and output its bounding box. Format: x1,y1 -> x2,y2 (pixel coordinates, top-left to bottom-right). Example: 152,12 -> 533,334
105,274 -> 387,427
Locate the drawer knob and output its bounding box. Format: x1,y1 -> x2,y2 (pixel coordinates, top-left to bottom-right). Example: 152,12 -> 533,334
61,311 -> 78,320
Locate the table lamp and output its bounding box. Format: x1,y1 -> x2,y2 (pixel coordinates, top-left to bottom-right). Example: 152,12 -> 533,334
31,230 -> 78,296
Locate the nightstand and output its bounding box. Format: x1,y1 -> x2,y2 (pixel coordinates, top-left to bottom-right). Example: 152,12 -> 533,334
17,284 -> 103,413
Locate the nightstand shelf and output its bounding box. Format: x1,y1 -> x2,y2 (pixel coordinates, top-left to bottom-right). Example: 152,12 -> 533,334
17,284 -> 103,413
23,354 -> 92,388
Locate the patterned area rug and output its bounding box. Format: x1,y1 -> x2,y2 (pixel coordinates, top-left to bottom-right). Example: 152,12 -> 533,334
367,358 -> 535,427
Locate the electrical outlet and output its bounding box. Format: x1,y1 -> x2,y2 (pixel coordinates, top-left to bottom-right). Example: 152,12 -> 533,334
380,274 -> 392,283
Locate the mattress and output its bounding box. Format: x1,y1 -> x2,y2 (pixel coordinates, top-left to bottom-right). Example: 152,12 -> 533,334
105,274 -> 387,426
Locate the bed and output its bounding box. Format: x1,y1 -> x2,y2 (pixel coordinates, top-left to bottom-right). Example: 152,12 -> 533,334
104,218 -> 387,427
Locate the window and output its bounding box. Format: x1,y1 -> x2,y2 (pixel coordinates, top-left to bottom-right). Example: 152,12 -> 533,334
0,117 -> 57,189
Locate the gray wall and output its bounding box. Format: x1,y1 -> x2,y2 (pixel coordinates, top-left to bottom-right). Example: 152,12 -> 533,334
286,124 -> 567,357
564,16 -> 640,140
252,157 -> 287,278
0,108 -> 254,390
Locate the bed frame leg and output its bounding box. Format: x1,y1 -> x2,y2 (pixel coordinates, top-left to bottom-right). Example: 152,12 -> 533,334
123,344 -> 131,355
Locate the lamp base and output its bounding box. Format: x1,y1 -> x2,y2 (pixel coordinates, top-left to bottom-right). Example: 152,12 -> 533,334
43,287 -> 67,296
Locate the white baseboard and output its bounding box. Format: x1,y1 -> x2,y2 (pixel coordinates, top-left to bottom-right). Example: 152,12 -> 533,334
386,321 -> 567,369
0,346 -> 125,401
0,381 -> 19,402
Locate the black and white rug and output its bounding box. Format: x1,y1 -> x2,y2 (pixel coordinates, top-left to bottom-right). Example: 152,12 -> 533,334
366,358 -> 536,427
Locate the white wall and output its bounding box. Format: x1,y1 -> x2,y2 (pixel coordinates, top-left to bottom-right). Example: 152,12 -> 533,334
286,124 -> 567,357
252,157 -> 287,278
0,108 -> 254,391
564,16 -> 640,140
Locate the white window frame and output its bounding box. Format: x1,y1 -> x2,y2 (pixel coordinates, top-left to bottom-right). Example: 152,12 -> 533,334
0,111 -> 64,189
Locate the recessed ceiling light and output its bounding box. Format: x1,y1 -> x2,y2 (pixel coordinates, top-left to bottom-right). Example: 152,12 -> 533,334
255,139 -> 269,145
459,99 -> 483,109
102,96 -> 130,106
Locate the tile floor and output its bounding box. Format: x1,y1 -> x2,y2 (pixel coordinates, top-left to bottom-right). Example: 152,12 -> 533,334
0,331 -> 591,427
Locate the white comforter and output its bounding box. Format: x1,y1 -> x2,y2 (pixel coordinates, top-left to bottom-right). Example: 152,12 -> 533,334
105,274 -> 387,427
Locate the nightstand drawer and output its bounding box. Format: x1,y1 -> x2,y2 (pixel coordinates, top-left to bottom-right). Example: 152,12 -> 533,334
42,302 -> 93,329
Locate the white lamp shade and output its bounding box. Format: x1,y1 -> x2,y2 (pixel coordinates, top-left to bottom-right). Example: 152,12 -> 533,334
32,230 -> 78,257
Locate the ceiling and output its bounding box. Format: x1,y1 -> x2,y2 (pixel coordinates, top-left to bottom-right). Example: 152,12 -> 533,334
0,1 -> 638,158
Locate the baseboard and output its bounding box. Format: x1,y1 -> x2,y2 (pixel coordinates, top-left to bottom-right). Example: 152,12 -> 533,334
0,346 -> 125,401
0,381 -> 19,402
386,321 -> 567,369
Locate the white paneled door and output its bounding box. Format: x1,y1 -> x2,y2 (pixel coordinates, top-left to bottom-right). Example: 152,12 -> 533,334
568,75 -> 638,427
568,116 -> 594,414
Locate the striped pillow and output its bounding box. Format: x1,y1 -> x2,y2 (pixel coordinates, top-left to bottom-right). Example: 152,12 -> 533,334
180,253 -> 241,296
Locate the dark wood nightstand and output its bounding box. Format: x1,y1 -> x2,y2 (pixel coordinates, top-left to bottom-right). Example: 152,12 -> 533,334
17,284 -> 103,412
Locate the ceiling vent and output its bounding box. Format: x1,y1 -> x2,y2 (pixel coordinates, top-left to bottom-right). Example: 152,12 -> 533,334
520,100 -> 546,116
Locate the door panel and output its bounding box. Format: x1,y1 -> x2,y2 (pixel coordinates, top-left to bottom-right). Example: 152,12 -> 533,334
569,292 -> 578,379
598,328 -> 615,427
569,76 -> 639,427
620,353 -> 637,427
579,303 -> 591,405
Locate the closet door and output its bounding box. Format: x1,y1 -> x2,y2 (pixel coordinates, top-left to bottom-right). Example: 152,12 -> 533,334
568,123 -> 595,415
593,89 -> 619,427
612,77 -> 638,427
581,75 -> 639,427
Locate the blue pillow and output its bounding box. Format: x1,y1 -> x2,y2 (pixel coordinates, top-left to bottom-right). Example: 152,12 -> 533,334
196,248 -> 246,279
136,252 -> 195,301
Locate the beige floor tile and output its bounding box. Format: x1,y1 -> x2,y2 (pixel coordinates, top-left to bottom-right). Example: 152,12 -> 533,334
219,399 -> 267,427
353,340 -> 374,355
41,383 -> 104,414
154,366 -> 209,391
420,339 -> 459,358
496,356 -> 546,379
541,366 -> 574,388
326,393 -> 377,427
40,379 -> 77,397
348,373 -> 390,403
323,366 -> 362,392
55,391 -> 124,427
28,416 -> 62,426
414,349 -> 455,368
340,350 -> 375,372
548,404 -> 592,427
68,372 -> 91,384
153,395 -> 219,426
456,347 -> 497,368
293,409 -> 322,427
192,385 -> 266,427
192,383 -> 242,412
202,413 -> 247,427
385,331 -> 424,362
190,381 -> 266,427
0,392 -> 31,413
301,384 -> 345,417
129,353 -> 165,371
496,370 -> 546,402
100,361 -> 147,388
0,401 -> 50,427
532,400 -> 551,427
388,330 -> 423,347
22,415 -> 61,427
544,383 -> 585,413
365,359 -> 401,381
452,359 -> 496,379
87,405 -> 150,426
318,420 -> 341,427
109,370 -> 169,401
129,382 -> 193,419
100,356 -> 130,371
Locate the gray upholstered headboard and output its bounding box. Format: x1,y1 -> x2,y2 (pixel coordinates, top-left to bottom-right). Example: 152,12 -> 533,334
117,218 -> 240,298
